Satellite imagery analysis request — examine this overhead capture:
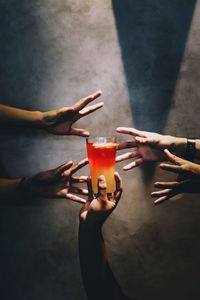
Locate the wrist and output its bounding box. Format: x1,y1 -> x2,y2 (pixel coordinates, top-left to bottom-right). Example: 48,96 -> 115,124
28,110 -> 44,128
18,176 -> 32,196
170,137 -> 187,156
79,219 -> 102,236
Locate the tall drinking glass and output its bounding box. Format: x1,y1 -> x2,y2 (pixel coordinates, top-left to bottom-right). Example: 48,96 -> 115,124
86,137 -> 117,194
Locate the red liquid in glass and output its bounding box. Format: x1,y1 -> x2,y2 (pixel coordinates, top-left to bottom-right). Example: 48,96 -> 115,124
87,142 -> 117,193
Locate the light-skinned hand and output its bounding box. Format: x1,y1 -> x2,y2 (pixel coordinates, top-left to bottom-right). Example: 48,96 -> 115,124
116,127 -> 186,171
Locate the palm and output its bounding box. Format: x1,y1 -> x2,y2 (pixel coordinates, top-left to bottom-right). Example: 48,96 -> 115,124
137,143 -> 165,161
80,173 -> 122,226
28,167 -> 71,198
116,127 -> 176,170
80,197 -> 116,222
25,159 -> 88,203
46,109 -> 79,135
43,91 -> 103,136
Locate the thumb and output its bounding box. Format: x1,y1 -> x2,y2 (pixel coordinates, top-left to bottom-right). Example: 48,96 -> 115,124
97,175 -> 107,202
164,149 -> 186,165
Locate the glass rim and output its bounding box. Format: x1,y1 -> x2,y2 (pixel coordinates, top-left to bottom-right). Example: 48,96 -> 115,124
86,136 -> 117,143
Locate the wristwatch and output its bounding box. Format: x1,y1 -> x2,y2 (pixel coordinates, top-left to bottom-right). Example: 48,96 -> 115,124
185,139 -> 196,162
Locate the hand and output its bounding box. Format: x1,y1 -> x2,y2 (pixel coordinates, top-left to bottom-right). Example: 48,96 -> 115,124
79,173 -> 123,228
116,127 -> 186,171
151,149 -> 200,204
21,159 -> 89,203
42,90 -> 103,136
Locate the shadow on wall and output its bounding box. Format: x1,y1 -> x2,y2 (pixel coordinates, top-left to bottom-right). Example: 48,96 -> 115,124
0,1 -> 48,109
112,0 -> 196,133
0,1 -> 54,178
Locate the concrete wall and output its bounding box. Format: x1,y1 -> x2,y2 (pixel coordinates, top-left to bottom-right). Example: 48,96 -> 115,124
0,1 -> 200,299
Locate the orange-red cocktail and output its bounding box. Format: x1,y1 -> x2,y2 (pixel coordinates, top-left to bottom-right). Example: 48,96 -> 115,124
86,137 -> 117,194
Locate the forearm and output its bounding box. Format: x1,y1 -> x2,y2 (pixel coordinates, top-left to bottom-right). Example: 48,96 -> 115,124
79,222 -> 123,300
0,104 -> 43,128
0,177 -> 22,197
170,136 -> 187,156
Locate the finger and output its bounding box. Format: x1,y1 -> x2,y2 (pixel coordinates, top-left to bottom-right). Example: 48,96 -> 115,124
151,188 -> 172,197
117,141 -> 137,150
55,161 -> 73,176
72,176 -> 88,183
116,127 -> 146,137
66,193 -> 87,204
71,186 -> 88,195
71,158 -> 89,174
78,102 -> 104,118
123,158 -> 144,170
116,150 -> 140,162
160,163 -> 182,174
135,137 -> 149,144
73,90 -> 102,111
114,172 -> 123,202
56,188 -> 69,197
153,189 -> 178,204
87,176 -> 93,201
163,149 -> 187,165
70,127 -> 90,137
154,181 -> 180,188
98,175 -> 107,201
154,195 -> 171,205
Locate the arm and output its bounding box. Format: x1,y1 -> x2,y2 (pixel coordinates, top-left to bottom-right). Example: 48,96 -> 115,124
0,159 -> 89,203
79,224 -> 124,300
0,177 -> 22,197
79,174 -> 132,300
0,104 -> 43,128
116,127 -> 200,170
0,90 -> 103,136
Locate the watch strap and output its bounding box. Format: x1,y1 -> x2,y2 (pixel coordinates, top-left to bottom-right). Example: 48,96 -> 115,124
185,139 -> 196,162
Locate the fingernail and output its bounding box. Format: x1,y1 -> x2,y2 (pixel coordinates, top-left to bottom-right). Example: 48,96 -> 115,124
123,167 -> 130,171
154,200 -> 161,205
83,132 -> 90,137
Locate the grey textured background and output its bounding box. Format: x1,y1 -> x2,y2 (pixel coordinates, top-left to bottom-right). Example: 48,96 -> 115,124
0,1 -> 200,299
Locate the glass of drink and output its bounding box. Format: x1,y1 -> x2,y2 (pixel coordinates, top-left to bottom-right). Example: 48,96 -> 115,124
86,137 -> 117,194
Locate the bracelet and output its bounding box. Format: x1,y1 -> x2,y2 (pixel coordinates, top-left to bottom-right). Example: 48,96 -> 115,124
185,139 -> 196,162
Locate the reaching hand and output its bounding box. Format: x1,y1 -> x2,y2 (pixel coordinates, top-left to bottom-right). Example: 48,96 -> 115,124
42,90 -> 103,136
151,149 -> 200,204
21,159 -> 89,203
116,127 -> 186,171
79,173 -> 123,228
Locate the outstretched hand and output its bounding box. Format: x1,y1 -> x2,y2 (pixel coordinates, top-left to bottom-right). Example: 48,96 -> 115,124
116,127 -> 186,171
42,90 -> 103,136
21,159 -> 89,203
79,172 -> 123,228
151,149 -> 200,204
